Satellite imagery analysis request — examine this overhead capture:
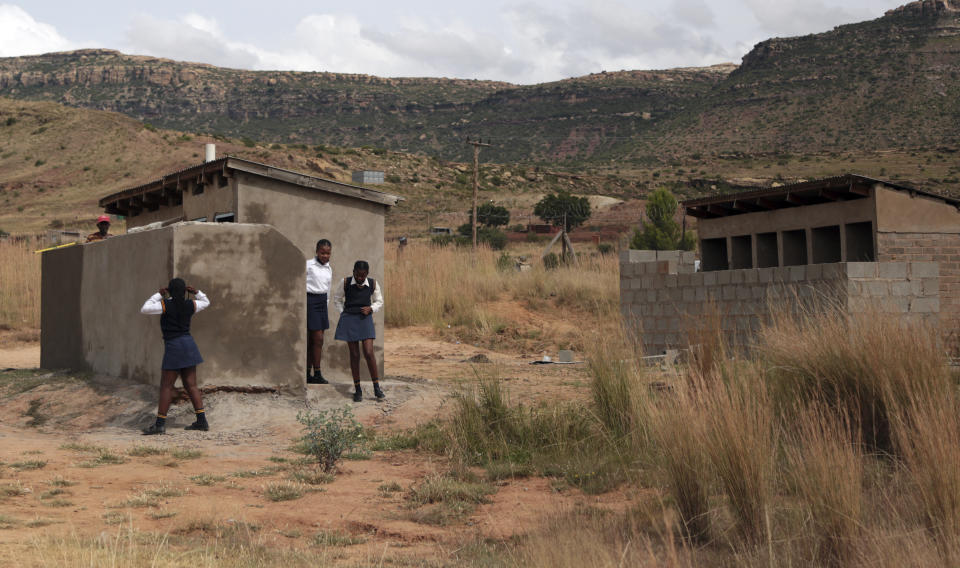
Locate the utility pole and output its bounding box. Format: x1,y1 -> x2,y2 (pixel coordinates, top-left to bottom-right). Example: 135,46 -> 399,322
466,137 -> 491,253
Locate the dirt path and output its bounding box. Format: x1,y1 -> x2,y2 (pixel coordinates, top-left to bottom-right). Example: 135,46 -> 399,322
0,327 -> 602,565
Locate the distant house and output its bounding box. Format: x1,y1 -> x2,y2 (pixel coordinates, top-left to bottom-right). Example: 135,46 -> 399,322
43,153 -> 403,395
429,227 -> 452,235
351,170 -> 385,185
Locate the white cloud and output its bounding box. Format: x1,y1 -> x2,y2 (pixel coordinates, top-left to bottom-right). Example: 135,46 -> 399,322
740,0 -> 875,37
124,13 -> 263,68
0,4 -> 74,57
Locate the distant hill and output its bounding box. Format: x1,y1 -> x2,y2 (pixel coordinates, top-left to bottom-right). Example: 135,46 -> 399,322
1,2 -> 959,165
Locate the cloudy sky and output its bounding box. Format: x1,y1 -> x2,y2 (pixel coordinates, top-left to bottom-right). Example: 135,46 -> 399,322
0,0 -> 906,83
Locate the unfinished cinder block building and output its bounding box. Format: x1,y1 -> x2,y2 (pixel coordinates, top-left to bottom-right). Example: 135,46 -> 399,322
620,175 -> 958,354
42,154 -> 402,394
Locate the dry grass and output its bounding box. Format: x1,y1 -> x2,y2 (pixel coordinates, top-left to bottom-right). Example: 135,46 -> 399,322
384,241 -> 619,349
0,238 -> 40,329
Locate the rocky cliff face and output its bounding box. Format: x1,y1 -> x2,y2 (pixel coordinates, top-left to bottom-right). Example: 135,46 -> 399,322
0,1 -> 958,163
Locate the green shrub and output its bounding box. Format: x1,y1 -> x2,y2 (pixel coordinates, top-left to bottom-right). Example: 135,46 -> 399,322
496,252 -> 514,272
543,253 -> 560,270
295,408 -> 364,472
431,235 -> 453,247
597,243 -> 614,256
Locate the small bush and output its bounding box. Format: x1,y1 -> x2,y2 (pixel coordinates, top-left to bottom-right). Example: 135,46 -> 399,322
496,252 -> 514,272
542,253 -> 559,270
313,530 -> 366,546
295,407 -> 364,472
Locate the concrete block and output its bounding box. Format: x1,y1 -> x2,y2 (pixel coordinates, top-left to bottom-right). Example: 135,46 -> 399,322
821,263 -> 844,280
664,274 -> 678,288
657,250 -> 681,263
922,277 -> 940,296
790,266 -> 806,282
774,267 -> 791,282
891,281 -> 912,297
680,251 -> 697,265
718,271 -> 732,285
647,290 -> 658,303
678,263 -> 696,274
911,298 -> 940,313
806,264 -> 822,280
669,288 -> 682,302
621,290 -> 635,304
703,272 -> 718,286
743,270 -> 759,284
758,268 -> 773,283
640,276 -> 654,289
752,286 -> 765,299
690,273 -> 704,287
722,285 -> 736,300
731,270 -> 744,284
696,287 -> 707,301
737,286 -> 751,300
658,289 -> 670,302
910,262 -> 939,278
651,304 -> 663,316
683,288 -> 696,302
847,262 -> 877,278
878,262 -> 908,280
863,281 -> 889,297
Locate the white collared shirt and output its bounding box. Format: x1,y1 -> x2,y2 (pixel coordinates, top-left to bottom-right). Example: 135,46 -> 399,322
333,276 -> 384,313
140,290 -> 210,314
306,258 -> 333,294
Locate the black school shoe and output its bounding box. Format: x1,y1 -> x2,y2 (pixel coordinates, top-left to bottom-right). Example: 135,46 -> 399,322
373,385 -> 385,400
307,372 -> 329,385
142,424 -> 165,435
184,421 -> 209,431
353,387 -> 363,402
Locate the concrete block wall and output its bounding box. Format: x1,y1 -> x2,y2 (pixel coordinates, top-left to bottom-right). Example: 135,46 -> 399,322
877,232 -> 960,347
619,253 -> 939,355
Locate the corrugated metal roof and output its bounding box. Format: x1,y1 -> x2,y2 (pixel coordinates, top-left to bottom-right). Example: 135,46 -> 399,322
99,156 -> 403,210
683,174 -> 960,219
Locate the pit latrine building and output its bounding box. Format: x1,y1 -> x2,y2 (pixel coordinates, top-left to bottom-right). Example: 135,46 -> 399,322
42,154 -> 402,395
619,175 -> 960,355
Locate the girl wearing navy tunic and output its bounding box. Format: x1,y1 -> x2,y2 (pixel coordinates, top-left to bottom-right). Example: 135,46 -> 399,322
140,278 -> 211,434
333,260 -> 384,402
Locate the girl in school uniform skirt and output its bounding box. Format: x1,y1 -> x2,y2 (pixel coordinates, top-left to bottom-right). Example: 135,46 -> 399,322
333,260 -> 384,402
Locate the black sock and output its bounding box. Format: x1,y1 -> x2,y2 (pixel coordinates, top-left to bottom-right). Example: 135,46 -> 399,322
155,415 -> 166,427
372,378 -> 381,387
194,409 -> 208,425
353,380 -> 361,391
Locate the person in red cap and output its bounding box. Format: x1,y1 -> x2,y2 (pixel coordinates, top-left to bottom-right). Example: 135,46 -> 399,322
86,215 -> 112,242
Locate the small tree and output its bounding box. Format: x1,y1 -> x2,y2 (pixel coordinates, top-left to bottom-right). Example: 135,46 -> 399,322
631,188 -> 695,251
470,203 -> 510,228
295,408 -> 364,472
533,191 -> 591,232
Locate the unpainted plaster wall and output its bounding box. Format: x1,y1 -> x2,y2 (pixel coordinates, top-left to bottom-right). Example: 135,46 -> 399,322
696,197 -> 875,240
41,223 -> 307,395
875,188 -> 960,234
237,172 -> 386,382
183,177 -> 236,222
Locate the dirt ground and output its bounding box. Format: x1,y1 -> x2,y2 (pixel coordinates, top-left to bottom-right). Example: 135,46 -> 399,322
0,326 -> 611,565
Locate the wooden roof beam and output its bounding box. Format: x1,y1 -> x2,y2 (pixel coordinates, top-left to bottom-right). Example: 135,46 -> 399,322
732,199 -> 764,212
686,206 -> 718,219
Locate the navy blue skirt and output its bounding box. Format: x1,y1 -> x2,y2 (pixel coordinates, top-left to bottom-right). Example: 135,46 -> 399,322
307,293 -> 329,330
162,335 -> 204,370
335,312 -> 376,342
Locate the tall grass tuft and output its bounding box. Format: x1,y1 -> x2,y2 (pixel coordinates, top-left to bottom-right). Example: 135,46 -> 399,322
0,238 -> 40,329
889,383 -> 960,560
647,387 -> 712,543
785,402 -> 863,565
758,306 -> 949,454
697,366 -> 777,544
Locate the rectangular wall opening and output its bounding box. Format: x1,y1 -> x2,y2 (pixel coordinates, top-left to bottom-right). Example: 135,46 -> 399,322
757,232 -> 778,268
701,238 -> 729,271
782,229 -> 808,266
731,235 -> 753,269
214,212 -> 236,223
812,225 -> 842,264
845,221 -> 875,261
